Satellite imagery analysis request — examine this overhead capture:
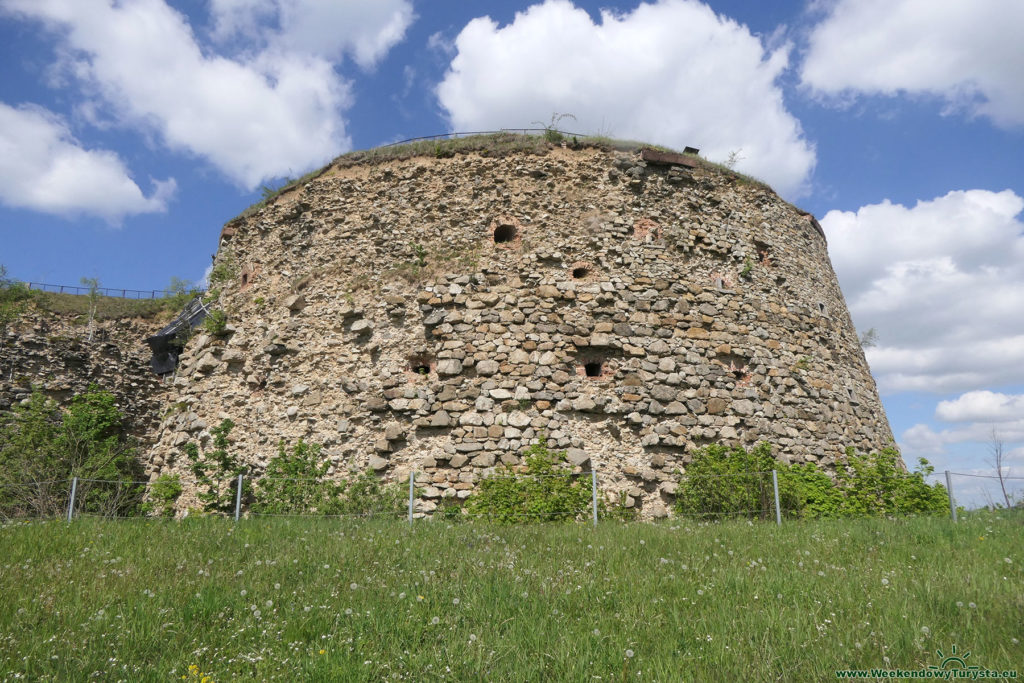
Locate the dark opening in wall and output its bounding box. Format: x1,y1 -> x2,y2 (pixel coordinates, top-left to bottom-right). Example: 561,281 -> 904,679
241,273 -> 249,287
407,353 -> 435,378
714,277 -> 725,291
493,224 -> 518,243
818,302 -> 827,315
572,265 -> 591,279
584,361 -> 603,377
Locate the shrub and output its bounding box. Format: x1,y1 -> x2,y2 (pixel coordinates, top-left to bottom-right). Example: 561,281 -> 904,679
201,309 -> 228,336
142,474 -> 183,517
251,439 -> 405,517
674,442 -> 949,520
466,438 -> 592,524
674,442 -> 796,520
251,439 -> 337,515
833,447 -> 948,516
0,386 -> 143,518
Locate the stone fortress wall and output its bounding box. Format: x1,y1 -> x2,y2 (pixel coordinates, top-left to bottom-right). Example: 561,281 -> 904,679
145,143 -> 895,516
0,311 -> 169,445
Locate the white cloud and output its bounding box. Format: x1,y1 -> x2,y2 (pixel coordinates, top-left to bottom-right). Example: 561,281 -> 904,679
801,0 -> 1024,128
209,0 -> 414,69
936,391 -> 1024,423
0,102 -> 172,221
822,189 -> 1024,393
436,0 -> 816,197
1,0 -> 413,190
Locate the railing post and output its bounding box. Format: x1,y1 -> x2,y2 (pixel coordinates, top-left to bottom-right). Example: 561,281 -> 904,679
772,470 -> 782,527
408,471 -> 415,526
591,469 -> 598,528
945,470 -> 957,523
234,474 -> 243,522
66,477 -> 78,522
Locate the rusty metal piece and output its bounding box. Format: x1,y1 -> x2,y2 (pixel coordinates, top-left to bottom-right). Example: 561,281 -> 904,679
640,148 -> 697,168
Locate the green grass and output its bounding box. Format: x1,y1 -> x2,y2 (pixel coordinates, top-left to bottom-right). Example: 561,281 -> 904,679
1,514 -> 1020,681
28,290 -> 195,321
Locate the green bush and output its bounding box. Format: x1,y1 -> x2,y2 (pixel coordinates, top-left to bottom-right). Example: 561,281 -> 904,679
674,442 -> 949,520
142,474 -> 183,517
251,439 -> 405,517
201,309 -> 228,336
0,386 -> 143,518
833,447 -> 948,516
674,442 -> 795,520
466,439 -> 592,524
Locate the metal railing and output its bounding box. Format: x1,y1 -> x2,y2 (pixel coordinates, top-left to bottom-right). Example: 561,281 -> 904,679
21,282 -> 196,299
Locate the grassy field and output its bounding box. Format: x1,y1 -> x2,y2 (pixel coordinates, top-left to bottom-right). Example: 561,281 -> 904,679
0,515 -> 1020,681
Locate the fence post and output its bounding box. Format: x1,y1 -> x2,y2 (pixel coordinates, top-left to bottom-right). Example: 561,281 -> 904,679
945,470 -> 957,523
234,474 -> 243,522
772,470 -> 782,527
66,477 -> 78,522
591,469 -> 598,528
408,471 -> 415,526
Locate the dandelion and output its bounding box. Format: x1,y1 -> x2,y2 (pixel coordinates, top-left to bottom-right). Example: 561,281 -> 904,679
431,616 -> 440,625
881,578 -> 889,586
345,608 -> 353,616
265,600 -> 273,608
452,598 -> 460,606
593,629 -> 601,636
956,601 -> 964,608
697,589 -> 704,596
469,634 -> 477,642
399,592 -> 406,599
319,649 -> 326,655
920,626 -> 930,636
274,583 -> 281,590
350,583 -> 358,590
254,610 -> 261,618
969,602 -> 977,609
1004,557 -> 1013,564
625,649 -> 634,658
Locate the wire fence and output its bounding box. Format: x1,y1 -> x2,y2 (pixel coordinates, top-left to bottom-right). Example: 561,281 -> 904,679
3,469 -> 1020,525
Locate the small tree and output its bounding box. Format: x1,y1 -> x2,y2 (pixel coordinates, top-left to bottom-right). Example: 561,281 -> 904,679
80,276 -> 100,342
184,419 -> 248,514
989,429 -> 1012,509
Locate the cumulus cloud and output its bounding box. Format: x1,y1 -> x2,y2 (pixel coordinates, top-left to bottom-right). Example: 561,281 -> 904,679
1,0 -> 411,190
801,0 -> 1024,128
936,391 -> 1024,423
0,102 -> 172,221
209,0 -> 414,69
436,0 -> 816,197
822,189 -> 1024,393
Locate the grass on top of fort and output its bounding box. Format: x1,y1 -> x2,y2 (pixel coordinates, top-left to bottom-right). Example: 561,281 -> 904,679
1,513 -> 1020,681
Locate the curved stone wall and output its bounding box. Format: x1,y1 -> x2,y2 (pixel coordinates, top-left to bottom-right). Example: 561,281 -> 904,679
147,144 -> 894,514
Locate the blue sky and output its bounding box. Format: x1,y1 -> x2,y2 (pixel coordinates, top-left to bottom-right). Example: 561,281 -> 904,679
1,0 -> 1022,505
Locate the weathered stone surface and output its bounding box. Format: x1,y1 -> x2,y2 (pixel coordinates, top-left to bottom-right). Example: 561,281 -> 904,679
566,448 -> 590,467
128,143 -> 895,519
476,359 -> 500,376
437,359 -> 463,375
